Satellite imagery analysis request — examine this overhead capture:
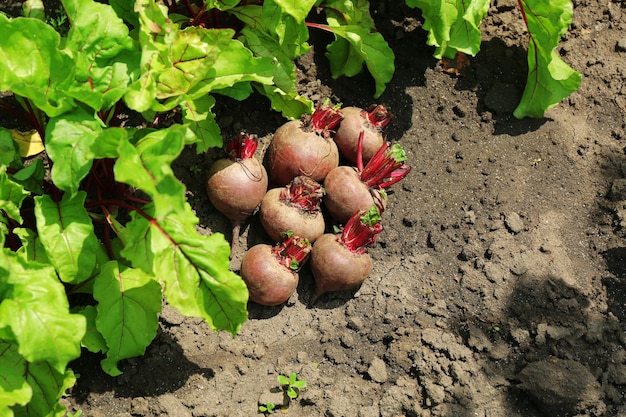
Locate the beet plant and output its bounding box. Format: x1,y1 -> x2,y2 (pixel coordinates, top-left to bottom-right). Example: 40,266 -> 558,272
0,0 -> 399,410
406,0 -> 581,118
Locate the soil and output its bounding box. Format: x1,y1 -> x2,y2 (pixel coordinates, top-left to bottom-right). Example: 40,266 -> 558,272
3,0 -> 626,416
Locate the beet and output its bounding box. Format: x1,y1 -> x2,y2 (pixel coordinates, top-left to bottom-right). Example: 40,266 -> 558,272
334,105 -> 393,165
310,207 -> 382,302
240,234 -> 311,306
259,176 -> 326,243
206,133 -> 268,254
324,134 -> 411,224
266,102 -> 343,186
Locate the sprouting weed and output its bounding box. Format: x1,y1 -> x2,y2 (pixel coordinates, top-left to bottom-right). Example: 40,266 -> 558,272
259,402 -> 276,414
278,372 -> 307,400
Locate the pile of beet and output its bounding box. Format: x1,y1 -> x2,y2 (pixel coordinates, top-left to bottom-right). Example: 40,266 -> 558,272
206,101 -> 411,306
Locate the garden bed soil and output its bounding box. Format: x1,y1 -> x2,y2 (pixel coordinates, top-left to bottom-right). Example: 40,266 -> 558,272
4,0 -> 626,416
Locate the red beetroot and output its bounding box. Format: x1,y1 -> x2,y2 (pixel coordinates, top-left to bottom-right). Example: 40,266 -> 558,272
334,104 -> 394,165
266,102 -> 343,186
310,207 -> 383,302
324,132 -> 411,224
259,176 -> 326,243
240,234 -> 312,306
206,133 -> 268,254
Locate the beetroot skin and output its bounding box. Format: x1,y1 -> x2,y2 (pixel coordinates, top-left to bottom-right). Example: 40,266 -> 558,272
266,102 -> 343,186
240,244 -> 299,306
309,207 -> 382,302
324,139 -> 411,224
334,105 -> 393,165
240,235 -> 311,306
206,133 -> 268,254
259,176 -> 326,243
323,165 -> 384,225
310,234 -> 373,295
206,157 -> 267,225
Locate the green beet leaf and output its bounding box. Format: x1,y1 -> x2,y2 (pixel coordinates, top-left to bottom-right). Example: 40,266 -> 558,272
0,254 -> 85,374
10,159 -> 45,195
255,84 -> 314,120
320,0 -> 395,97
181,95 -> 223,152
45,106 -> 102,195
126,0 -> 234,113
0,341 -> 32,415
513,0 -> 582,118
260,0 -> 311,59
93,261 -> 162,376
13,228 -> 50,265
0,129 -> 19,167
186,37 -> 275,100
406,0 -> 580,118
22,0 -> 45,20
406,0 -> 489,59
33,191 -> 99,284
239,24 -> 298,96
114,126 -> 187,220
234,3 -> 314,118
108,0 -> 139,27
74,305 -> 108,354
119,204 -> 249,336
0,167 -> 29,224
0,15 -> 75,118
12,355 -> 77,417
238,23 -> 312,118
322,24 -> 395,98
63,0 -> 139,112
273,0 -> 317,22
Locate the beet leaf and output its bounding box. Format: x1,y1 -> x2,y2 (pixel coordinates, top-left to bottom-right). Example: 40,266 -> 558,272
406,0 -> 581,119
513,0 -> 582,118
93,261 -> 162,376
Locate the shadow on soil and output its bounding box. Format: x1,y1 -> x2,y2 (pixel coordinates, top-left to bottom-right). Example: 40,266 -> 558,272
448,273 -> 614,417
453,38 -> 548,136
70,329 -> 215,401
603,247 -> 626,323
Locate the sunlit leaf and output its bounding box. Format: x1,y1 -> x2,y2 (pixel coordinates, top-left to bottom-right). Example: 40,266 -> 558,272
0,167 -> 29,224
0,254 -> 85,373
114,126 -> 187,220
34,191 -> 99,284
0,341 -> 32,415
0,15 -> 75,117
93,261 -> 162,376
513,0 -> 582,118
119,205 -> 248,336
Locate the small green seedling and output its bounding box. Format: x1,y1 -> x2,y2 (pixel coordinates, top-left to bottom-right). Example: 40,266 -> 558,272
278,372 -> 307,400
259,402 -> 276,414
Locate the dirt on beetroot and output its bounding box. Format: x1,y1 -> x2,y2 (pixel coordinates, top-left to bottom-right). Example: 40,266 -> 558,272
2,0 -> 626,416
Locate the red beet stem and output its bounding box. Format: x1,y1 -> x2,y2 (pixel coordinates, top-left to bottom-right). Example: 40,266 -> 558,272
226,132 -> 259,160
340,206 -> 383,254
303,101 -> 343,136
363,104 -> 394,130
359,141 -> 411,189
279,176 -> 325,213
356,130 -> 366,172
272,233 -> 312,271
